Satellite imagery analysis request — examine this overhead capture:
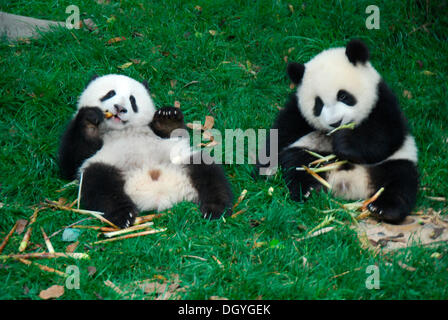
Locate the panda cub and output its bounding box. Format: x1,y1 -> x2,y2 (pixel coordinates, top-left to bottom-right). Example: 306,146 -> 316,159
260,40 -> 419,223
59,74 -> 233,228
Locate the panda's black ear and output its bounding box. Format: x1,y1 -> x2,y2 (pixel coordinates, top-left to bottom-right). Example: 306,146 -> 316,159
142,80 -> 150,92
345,39 -> 370,65
287,62 -> 305,85
87,74 -> 99,84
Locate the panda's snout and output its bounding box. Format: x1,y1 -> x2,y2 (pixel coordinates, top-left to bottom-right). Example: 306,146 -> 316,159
114,104 -> 127,114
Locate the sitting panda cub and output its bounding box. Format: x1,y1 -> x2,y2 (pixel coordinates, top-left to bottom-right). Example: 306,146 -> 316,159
59,74 -> 233,228
260,40 -> 419,223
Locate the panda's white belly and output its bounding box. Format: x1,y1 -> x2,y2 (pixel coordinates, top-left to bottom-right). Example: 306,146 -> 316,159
80,127 -> 198,211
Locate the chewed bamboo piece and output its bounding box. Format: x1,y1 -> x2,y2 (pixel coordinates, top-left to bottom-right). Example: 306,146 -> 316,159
103,222 -> 154,238
301,166 -> 331,189
91,228 -> 167,245
0,221 -> 18,254
16,258 -> 68,277
40,227 -> 55,253
104,111 -> 114,119
309,154 -> 337,166
134,213 -> 165,225
232,189 -> 247,211
45,199 -> 118,229
326,122 -> 356,136
71,225 -> 118,232
18,208 -> 40,252
297,161 -> 348,173
362,187 -> 385,211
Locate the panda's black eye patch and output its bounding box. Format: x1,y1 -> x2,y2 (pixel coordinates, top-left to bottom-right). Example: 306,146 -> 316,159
100,90 -> 116,102
337,90 -> 356,106
129,95 -> 138,113
313,96 -> 324,116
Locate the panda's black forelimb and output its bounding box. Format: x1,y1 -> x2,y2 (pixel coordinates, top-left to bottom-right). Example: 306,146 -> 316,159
279,147 -> 328,201
82,162 -> 138,229
331,81 -> 407,164
255,93 -> 314,176
150,106 -> 187,139
58,107 -> 104,180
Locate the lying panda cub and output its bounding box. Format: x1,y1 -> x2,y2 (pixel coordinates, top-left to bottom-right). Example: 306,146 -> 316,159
260,39 -> 419,223
59,74 -> 233,228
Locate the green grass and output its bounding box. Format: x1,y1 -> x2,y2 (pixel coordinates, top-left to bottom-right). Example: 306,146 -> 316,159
1,0 -> 447,300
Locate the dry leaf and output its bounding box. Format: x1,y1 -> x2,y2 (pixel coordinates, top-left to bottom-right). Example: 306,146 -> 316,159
194,5 -> 202,12
210,296 -> 229,300
209,30 -> 217,36
130,58 -> 141,64
203,116 -> 215,130
168,90 -> 174,95
65,241 -> 79,253
107,36 -> 126,44
398,261 -> 416,272
39,285 -> 64,300
16,219 -> 28,235
422,70 -> 435,76
117,62 -> 133,69
170,79 -> 177,88
87,266 -> 97,276
174,101 -> 181,109
403,90 -> 413,99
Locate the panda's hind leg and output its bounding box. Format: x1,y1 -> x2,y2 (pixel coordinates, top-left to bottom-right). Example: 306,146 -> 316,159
367,160 -> 419,224
82,162 -> 138,229
186,153 -> 233,220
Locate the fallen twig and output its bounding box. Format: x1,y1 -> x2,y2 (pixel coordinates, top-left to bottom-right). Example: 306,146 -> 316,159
296,226 -> 335,242
71,225 -> 118,232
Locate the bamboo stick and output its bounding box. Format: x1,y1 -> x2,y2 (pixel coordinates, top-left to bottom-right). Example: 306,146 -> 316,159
1,252 -> 89,260
326,122 -> 356,136
232,189 -> 247,211
18,208 -> 40,252
15,258 -> 68,277
103,222 -> 154,238
362,187 -> 385,211
91,228 -> 167,245
71,225 -> 118,232
134,213 -> 165,225
301,165 -> 331,189
40,227 -> 55,253
0,221 -> 18,254
45,199 -> 118,229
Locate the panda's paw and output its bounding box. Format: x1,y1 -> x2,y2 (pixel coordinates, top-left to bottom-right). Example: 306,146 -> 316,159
150,106 -> 185,138
367,196 -> 408,224
105,210 -> 137,229
77,106 -> 105,126
200,202 -> 231,220
154,106 -> 184,121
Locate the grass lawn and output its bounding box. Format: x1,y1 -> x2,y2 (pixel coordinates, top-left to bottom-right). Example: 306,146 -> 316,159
0,0 -> 447,300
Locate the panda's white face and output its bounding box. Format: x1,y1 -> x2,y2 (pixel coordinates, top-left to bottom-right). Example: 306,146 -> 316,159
77,74 -> 156,130
297,47 -> 381,132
